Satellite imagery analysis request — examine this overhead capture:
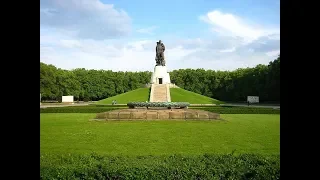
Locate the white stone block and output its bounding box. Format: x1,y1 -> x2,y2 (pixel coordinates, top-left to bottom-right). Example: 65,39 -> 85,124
150,65 -> 171,84
62,96 -> 74,103
247,96 -> 259,103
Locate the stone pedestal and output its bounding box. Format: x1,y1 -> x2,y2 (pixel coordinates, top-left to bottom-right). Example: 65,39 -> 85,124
150,65 -> 171,84
62,96 -> 74,104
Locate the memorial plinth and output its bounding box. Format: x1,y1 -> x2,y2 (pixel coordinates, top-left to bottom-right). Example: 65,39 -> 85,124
150,65 -> 171,84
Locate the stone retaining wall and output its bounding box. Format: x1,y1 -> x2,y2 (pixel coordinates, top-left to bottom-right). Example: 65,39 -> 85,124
94,109 -> 220,121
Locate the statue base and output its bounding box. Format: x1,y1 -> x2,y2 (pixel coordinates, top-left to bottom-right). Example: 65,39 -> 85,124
150,65 -> 171,84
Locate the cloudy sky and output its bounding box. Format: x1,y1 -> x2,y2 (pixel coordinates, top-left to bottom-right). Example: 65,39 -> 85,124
40,0 -> 280,72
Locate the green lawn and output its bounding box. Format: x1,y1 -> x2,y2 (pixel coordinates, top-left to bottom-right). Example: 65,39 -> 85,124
96,88 -> 150,104
170,88 -> 224,104
40,113 -> 279,156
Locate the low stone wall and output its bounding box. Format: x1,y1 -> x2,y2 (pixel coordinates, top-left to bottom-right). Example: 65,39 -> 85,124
61,102 -> 74,105
190,104 -> 217,106
149,84 -> 155,102
94,109 -> 220,121
166,84 -> 171,102
168,83 -> 179,88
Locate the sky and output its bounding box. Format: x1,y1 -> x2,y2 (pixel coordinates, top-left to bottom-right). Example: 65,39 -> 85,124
40,0 -> 280,72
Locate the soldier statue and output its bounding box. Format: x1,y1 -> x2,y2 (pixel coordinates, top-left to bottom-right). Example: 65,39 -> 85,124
155,40 -> 166,66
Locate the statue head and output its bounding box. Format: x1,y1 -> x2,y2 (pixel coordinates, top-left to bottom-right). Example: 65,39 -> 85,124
159,40 -> 162,43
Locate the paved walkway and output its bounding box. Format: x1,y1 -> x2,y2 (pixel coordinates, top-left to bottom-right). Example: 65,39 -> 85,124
220,103 -> 280,109
40,103 -> 90,108
40,102 -> 280,109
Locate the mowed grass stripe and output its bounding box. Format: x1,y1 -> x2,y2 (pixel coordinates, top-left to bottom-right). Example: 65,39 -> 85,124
96,88 -> 150,104
170,88 -> 223,104
40,113 -> 279,156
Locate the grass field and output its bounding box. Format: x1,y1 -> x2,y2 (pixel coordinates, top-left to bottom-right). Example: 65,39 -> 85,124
170,88 -> 224,104
96,88 -> 150,104
40,111 -> 280,179
40,113 -> 279,156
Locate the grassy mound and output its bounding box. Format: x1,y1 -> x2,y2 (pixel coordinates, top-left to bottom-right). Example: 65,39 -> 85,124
170,88 -> 223,104
96,88 -> 150,104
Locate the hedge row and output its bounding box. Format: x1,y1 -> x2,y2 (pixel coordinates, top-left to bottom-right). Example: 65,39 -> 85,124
40,107 -> 118,113
40,153 -> 280,180
40,106 -> 280,114
192,106 -> 280,114
92,104 -> 128,107
127,102 -> 190,108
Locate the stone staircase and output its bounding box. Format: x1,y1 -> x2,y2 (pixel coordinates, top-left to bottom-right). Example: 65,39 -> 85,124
150,84 -> 171,102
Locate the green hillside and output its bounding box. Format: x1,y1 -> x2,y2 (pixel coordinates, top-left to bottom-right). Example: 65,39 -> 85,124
96,88 -> 150,104
170,88 -> 223,104
96,87 -> 222,105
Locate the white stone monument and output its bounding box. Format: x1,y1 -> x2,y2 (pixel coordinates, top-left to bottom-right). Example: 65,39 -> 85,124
247,96 -> 259,103
150,40 -> 171,85
62,96 -> 74,104
148,40 -> 172,102
150,65 -> 171,84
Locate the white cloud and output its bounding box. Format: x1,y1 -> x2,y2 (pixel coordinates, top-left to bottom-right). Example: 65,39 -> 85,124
60,40 -> 82,48
266,50 -> 280,57
40,36 -> 279,72
40,8 -> 57,16
40,0 -> 131,40
200,10 -> 279,42
41,7 -> 279,72
126,40 -> 153,51
240,35 -> 279,53
220,47 -> 236,53
136,26 -> 158,34
40,37 -> 200,71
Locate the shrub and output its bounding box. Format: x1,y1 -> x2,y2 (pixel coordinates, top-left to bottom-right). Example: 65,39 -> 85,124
92,104 -> 128,107
192,106 -> 280,114
40,153 -> 280,180
83,97 -> 90,102
127,102 -> 190,108
40,105 -> 279,114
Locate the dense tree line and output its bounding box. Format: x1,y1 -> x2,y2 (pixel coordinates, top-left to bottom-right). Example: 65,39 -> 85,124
40,64 -> 152,101
171,55 -> 280,102
40,55 -> 279,102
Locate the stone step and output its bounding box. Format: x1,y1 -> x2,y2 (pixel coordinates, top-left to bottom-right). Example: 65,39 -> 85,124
152,84 -> 168,102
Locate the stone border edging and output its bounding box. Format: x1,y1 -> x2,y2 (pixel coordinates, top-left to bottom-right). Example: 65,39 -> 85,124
95,109 -> 221,121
